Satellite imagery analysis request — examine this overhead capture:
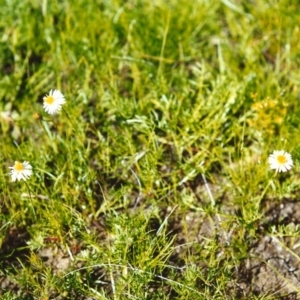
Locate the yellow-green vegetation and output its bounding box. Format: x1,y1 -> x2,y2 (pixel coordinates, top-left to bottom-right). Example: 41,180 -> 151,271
1,0 -> 300,299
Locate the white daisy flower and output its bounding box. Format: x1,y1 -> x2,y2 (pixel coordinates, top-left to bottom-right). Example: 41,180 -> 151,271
43,89 -> 66,114
268,150 -> 293,173
9,161 -> 33,182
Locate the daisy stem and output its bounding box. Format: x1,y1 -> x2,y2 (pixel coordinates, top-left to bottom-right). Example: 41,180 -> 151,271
24,181 -> 36,220
62,107 -> 76,129
39,118 -> 54,142
257,175 -> 275,205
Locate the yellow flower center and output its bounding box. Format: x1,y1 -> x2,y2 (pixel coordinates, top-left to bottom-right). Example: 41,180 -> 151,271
277,155 -> 287,164
45,95 -> 55,104
14,161 -> 24,171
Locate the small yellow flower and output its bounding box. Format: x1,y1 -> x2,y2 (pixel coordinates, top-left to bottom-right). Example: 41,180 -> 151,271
268,150 -> 293,173
33,112 -> 40,120
43,89 -> 66,114
9,161 -> 33,182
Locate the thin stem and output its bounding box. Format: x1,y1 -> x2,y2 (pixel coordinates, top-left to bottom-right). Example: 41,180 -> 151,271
201,173 -> 215,206
24,181 -> 36,220
38,117 -> 54,141
131,167 -> 142,209
62,107 -> 76,129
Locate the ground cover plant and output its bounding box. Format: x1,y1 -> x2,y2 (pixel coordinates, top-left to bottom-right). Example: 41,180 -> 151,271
1,0 -> 300,299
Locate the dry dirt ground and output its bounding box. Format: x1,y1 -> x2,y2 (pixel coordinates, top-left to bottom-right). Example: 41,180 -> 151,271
178,200 -> 300,299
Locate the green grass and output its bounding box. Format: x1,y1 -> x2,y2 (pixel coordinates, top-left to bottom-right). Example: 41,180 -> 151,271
1,0 -> 300,299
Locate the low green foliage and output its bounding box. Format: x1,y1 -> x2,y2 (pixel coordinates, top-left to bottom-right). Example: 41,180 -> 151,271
1,0 -> 300,299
